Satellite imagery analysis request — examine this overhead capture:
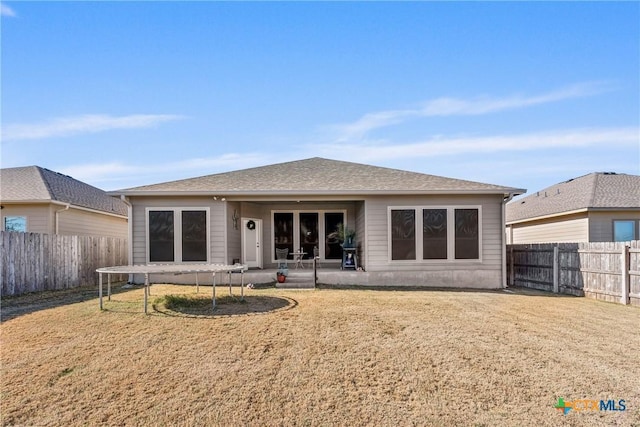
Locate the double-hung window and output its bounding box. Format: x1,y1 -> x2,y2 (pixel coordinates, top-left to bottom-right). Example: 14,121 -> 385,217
389,206 -> 481,262
147,208 -> 209,263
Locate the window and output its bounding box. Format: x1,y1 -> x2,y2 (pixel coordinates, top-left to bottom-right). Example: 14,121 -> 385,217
3,216 -> 26,232
613,220 -> 636,242
274,212 -> 294,259
423,209 -> 447,259
455,209 -> 479,259
149,211 -> 174,262
182,211 -> 207,262
389,206 -> 481,262
325,212 -> 344,260
391,209 -> 416,260
147,208 -> 209,263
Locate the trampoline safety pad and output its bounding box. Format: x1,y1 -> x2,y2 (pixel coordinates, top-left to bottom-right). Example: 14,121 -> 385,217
96,264 -> 246,314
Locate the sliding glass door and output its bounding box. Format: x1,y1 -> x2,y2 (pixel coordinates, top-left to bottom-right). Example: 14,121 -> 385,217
273,210 -> 345,261
299,213 -> 319,260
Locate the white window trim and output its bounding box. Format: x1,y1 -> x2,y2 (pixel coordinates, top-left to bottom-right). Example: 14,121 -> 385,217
145,207 -> 211,264
271,209 -> 347,263
2,215 -> 28,232
387,205 -> 482,263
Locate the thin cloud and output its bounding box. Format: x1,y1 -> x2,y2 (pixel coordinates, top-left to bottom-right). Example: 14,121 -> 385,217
2,114 -> 185,141
332,82 -> 615,141
61,126 -> 638,190
314,127 -> 638,162
59,153 -> 280,189
1,3 -> 16,17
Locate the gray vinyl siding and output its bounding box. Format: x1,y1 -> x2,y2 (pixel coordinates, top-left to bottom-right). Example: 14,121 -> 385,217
129,196 -> 224,265
509,212 -> 589,243
363,194 -> 504,287
227,201 -> 241,264
1,204 -> 53,234
588,210 -> 640,242
355,201 -> 366,270
57,208 -> 127,238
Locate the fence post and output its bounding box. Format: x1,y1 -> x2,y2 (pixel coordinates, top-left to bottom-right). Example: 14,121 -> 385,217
621,245 -> 630,305
553,245 -> 559,294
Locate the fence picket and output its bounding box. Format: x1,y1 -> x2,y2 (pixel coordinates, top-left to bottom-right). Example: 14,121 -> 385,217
508,241 -> 639,306
0,231 -> 127,296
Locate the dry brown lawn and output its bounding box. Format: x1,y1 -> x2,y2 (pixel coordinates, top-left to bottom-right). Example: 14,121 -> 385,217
1,284 -> 639,426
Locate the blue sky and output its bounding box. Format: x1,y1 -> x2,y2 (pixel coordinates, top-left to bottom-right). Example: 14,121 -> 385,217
1,2 -> 638,194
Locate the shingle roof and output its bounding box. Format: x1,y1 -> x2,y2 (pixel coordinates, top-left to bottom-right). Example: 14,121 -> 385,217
115,157 -> 523,196
506,172 -> 640,223
0,166 -> 128,216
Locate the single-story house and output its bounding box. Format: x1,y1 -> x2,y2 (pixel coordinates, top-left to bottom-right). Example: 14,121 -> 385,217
110,158 -> 524,288
506,172 -> 640,244
0,166 -> 128,239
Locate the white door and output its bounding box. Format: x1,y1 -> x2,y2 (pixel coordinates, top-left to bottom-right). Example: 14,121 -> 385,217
242,218 -> 262,268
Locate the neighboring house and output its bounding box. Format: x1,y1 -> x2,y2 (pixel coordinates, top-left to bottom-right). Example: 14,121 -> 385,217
506,172 -> 640,244
110,158 -> 523,288
0,166 -> 128,239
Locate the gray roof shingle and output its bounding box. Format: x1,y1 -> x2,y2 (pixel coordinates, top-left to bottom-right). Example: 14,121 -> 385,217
506,172 -> 640,223
115,157 -> 523,195
0,166 -> 128,216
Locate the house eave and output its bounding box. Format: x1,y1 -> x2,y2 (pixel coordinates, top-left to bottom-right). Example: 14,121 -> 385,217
506,208 -> 590,225
110,188 -> 525,198
0,199 -> 53,205
0,199 -> 127,219
506,206 -> 640,225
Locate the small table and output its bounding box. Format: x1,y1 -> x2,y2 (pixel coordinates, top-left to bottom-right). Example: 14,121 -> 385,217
291,251 -> 307,269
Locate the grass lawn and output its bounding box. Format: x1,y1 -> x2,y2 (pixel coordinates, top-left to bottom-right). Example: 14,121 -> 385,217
1,284 -> 639,426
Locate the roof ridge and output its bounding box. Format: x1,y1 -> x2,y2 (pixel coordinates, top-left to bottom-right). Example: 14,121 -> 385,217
34,166 -> 55,200
588,173 -> 599,207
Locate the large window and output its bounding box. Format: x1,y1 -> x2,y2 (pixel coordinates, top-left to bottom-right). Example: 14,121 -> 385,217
274,212 -> 294,259
299,213 -> 319,260
455,209 -> 479,259
389,206 -> 481,262
613,220 -> 636,242
149,211 -> 175,262
423,209 -> 447,259
391,209 -> 416,260
3,216 -> 26,232
148,208 -> 209,263
325,213 -> 344,260
182,211 -> 207,261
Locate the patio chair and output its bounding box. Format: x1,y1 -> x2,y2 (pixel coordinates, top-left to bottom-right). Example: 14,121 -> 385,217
276,248 -> 289,270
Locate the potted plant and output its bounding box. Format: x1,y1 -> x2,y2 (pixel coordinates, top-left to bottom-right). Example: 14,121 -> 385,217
338,223 -> 356,248
277,272 -> 286,283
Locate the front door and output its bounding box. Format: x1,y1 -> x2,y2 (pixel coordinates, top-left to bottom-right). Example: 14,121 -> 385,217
242,218 -> 262,268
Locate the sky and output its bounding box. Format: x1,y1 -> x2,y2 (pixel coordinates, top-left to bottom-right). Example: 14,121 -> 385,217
1,2 -> 639,196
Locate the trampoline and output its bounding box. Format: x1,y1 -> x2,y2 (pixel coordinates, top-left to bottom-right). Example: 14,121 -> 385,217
96,264 -> 246,314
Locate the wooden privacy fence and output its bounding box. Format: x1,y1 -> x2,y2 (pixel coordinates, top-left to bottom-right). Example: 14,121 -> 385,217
0,232 -> 128,296
507,241 -> 639,306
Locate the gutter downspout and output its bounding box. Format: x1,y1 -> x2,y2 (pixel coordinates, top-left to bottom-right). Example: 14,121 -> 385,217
121,195 -> 134,284
502,193 -> 516,289
55,204 -> 70,234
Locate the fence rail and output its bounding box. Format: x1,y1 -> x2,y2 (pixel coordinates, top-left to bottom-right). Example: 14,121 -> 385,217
1,232 -> 128,296
507,241 -> 639,306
